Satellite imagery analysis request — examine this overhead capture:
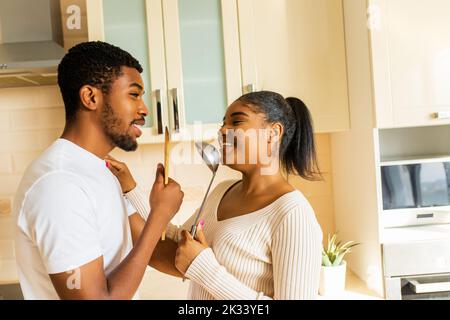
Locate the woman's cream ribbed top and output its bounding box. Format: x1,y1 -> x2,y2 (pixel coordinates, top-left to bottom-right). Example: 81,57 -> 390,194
126,180 -> 323,300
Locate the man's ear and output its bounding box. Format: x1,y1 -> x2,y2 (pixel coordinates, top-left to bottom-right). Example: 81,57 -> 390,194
79,85 -> 101,111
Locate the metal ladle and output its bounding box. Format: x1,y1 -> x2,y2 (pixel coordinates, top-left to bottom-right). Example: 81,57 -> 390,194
190,141 -> 221,238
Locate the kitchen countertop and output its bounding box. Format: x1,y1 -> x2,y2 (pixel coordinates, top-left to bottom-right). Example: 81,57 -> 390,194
318,269 -> 383,300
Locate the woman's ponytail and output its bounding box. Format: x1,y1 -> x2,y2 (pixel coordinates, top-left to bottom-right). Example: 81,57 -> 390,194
284,97 -> 321,180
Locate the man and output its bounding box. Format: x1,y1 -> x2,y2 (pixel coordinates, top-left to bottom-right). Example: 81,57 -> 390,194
13,41 -> 183,299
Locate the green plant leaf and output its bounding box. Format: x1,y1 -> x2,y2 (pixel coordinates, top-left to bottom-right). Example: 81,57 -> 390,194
322,252 -> 332,267
333,253 -> 345,266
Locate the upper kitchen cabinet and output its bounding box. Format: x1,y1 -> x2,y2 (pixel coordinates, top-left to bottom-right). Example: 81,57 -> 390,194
369,0 -> 450,128
237,0 -> 350,133
88,0 -> 242,143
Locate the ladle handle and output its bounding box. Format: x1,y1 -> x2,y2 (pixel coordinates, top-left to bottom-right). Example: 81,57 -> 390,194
190,171 -> 216,239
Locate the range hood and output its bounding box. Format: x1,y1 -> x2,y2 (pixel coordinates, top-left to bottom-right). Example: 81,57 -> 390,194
0,0 -> 89,88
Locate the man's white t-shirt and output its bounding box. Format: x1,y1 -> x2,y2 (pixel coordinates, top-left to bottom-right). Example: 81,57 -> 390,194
13,138 -> 138,300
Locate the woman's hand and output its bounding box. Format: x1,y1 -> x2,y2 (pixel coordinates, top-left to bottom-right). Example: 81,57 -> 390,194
175,222 -> 209,275
105,155 -> 137,193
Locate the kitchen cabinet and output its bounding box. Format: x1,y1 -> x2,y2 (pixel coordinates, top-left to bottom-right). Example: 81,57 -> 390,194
237,0 -> 350,132
369,0 -> 450,128
88,0 -> 242,143
87,0 -> 351,143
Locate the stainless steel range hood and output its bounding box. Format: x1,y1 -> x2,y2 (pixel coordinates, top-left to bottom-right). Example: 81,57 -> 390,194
0,0 -> 88,88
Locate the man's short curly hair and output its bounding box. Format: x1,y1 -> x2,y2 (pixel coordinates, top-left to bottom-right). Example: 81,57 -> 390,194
57,41 -> 143,122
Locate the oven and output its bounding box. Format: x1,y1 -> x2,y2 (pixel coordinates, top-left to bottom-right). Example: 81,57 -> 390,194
383,239 -> 450,300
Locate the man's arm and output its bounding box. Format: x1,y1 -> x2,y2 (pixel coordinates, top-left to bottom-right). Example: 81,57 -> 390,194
49,164 -> 183,299
128,213 -> 183,278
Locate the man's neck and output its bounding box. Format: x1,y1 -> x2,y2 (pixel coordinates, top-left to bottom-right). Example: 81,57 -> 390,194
61,121 -> 114,159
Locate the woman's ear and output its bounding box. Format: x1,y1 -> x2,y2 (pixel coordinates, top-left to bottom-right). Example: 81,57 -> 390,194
79,85 -> 101,111
269,123 -> 284,144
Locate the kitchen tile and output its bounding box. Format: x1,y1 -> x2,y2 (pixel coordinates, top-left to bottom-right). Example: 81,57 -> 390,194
0,154 -> 13,174
0,176 -> 21,196
0,216 -> 15,239
38,129 -> 63,150
290,172 -> 333,198
0,111 -> 10,132
0,198 -> 12,216
0,131 -> 43,152
0,240 -> 15,259
0,86 -> 62,110
11,107 -> 65,131
12,151 -> 40,173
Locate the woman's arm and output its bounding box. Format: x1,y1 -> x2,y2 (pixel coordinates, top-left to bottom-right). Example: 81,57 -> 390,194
178,206 -> 323,300
271,207 -> 323,299
177,229 -> 273,300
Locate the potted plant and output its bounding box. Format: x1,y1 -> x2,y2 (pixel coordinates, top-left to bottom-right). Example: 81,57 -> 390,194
319,233 -> 360,296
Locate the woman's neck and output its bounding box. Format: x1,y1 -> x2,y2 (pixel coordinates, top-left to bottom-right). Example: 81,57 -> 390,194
239,168 -> 288,196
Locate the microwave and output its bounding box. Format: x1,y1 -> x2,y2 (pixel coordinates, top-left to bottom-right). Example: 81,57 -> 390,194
380,158 -> 450,228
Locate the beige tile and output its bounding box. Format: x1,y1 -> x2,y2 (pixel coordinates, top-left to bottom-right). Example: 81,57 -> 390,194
38,129 -> 63,150
11,107 -> 65,131
0,216 -> 15,239
0,240 -> 15,259
290,172 -> 333,198
0,176 -> 22,196
0,153 -> 13,174
0,111 -> 10,132
0,198 -> 12,216
0,131 -> 42,152
308,195 -> 336,239
0,86 -> 62,110
12,151 -> 41,173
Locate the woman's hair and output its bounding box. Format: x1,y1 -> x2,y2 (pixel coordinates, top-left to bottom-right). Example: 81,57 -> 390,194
237,91 -> 321,180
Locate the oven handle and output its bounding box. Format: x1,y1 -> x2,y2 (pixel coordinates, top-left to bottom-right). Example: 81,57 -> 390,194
408,277 -> 450,294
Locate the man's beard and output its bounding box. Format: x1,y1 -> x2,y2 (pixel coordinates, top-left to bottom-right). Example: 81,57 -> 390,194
101,102 -> 137,152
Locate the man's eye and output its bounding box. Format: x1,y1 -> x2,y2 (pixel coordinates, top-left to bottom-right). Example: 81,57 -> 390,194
233,121 -> 243,125
130,93 -> 139,98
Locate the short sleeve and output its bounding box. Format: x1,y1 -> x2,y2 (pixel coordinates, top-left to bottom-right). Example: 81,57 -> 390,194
19,172 -> 103,274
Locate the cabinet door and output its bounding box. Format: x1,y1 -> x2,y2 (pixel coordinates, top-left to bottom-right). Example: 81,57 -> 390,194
162,0 -> 242,140
238,0 -> 350,133
370,0 -> 450,128
91,0 -> 168,143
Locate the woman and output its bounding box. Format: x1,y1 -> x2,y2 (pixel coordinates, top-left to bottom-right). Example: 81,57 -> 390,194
107,91 -> 323,300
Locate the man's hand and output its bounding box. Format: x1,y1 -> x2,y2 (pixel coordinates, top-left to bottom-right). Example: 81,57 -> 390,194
175,223 -> 209,275
150,164 -> 183,222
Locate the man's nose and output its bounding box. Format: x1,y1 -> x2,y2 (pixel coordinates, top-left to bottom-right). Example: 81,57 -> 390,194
139,102 -> 149,117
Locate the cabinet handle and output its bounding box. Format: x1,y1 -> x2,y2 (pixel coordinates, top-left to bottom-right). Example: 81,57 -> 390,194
243,84 -> 256,94
171,88 -> 180,133
434,111 -> 450,120
155,89 -> 163,135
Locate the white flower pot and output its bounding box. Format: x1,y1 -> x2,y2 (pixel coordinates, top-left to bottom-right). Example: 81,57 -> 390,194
319,260 -> 347,296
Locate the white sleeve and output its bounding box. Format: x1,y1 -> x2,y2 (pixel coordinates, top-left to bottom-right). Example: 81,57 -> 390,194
19,172 -> 103,274
271,206 -> 323,299
124,185 -> 150,220
124,185 -> 179,240
185,248 -> 273,300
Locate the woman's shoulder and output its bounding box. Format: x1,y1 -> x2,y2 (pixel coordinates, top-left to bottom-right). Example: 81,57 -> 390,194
269,190 -> 320,227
